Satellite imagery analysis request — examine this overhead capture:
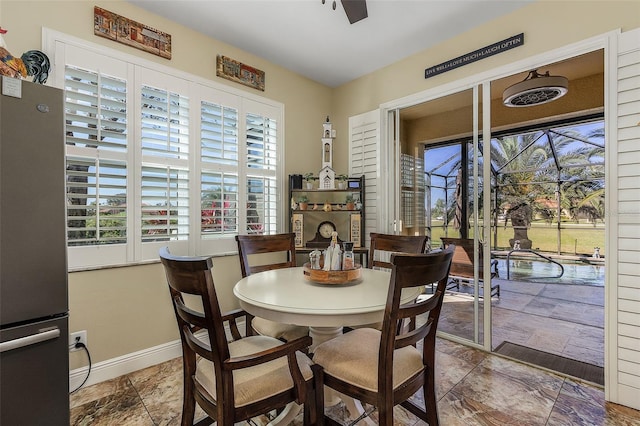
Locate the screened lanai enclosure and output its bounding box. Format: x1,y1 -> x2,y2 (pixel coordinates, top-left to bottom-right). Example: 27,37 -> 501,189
424,117 -> 606,376
425,117 -> 605,258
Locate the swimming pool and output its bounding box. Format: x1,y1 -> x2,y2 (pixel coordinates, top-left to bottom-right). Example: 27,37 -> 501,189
494,258 -> 604,287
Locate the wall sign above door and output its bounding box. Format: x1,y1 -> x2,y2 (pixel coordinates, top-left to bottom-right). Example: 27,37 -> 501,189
424,33 -> 524,79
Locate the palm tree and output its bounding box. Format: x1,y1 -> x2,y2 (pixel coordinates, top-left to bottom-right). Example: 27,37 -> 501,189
491,121 -> 604,250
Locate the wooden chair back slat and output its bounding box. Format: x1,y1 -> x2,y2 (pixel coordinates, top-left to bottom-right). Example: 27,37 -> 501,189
236,233 -> 297,277
368,233 -> 429,269
382,248 -> 454,354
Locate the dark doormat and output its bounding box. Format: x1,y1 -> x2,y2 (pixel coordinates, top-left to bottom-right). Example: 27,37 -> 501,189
494,341 -> 604,386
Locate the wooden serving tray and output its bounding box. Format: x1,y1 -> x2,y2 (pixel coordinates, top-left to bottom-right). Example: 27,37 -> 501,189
303,263 -> 362,285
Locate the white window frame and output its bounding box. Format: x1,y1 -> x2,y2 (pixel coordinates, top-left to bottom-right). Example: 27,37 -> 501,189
44,29 -> 285,270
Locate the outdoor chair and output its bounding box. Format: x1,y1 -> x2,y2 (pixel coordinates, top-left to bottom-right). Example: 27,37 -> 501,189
159,247 -> 323,426
313,247 -> 455,426
441,237 -> 500,298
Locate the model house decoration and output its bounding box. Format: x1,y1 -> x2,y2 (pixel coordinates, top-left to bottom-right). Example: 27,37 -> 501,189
319,116 -> 336,189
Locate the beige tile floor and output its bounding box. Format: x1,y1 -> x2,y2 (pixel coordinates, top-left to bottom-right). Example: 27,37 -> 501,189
70,337 -> 640,425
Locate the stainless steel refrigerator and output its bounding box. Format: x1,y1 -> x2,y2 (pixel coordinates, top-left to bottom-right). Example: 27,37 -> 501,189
0,78 -> 69,425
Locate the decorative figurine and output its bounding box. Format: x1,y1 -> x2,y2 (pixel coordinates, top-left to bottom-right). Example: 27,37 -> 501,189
0,27 -> 51,84
318,116 -> 336,189
342,241 -> 355,270
309,249 -> 322,269
323,231 -> 342,271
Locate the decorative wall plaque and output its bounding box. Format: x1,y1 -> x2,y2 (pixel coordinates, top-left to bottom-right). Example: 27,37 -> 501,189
94,7 -> 172,59
216,55 -> 265,91
292,213 -> 304,248
350,213 -> 361,248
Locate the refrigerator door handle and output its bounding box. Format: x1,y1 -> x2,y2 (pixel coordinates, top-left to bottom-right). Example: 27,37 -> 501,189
0,327 -> 61,353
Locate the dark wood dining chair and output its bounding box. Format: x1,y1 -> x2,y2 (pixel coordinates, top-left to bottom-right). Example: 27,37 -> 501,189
368,232 -> 429,270
364,232 -> 430,331
312,246 -> 455,426
441,237 -> 500,297
159,247 -> 323,426
235,233 -> 309,342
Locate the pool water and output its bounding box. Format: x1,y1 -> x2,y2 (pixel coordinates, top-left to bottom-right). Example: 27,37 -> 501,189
494,259 -> 605,287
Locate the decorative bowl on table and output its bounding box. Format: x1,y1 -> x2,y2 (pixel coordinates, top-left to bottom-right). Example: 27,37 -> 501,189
302,263 -> 362,285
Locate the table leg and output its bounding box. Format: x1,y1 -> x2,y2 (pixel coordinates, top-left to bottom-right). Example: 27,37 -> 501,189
341,395 -> 376,425
308,326 -> 342,352
264,402 -> 301,425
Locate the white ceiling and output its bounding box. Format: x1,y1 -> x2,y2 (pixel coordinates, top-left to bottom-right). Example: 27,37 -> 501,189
127,0 -> 534,87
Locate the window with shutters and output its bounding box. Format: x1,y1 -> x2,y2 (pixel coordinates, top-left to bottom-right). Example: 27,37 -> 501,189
53,34 -> 283,269
245,113 -> 278,235
140,85 -> 190,242
349,111 -> 379,248
64,65 -> 128,247
200,100 -> 239,236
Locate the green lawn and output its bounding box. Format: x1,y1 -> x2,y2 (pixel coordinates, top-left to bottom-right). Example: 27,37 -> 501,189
430,220 -> 605,256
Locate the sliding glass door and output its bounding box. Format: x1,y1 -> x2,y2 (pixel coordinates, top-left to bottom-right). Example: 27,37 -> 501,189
391,85 -> 493,350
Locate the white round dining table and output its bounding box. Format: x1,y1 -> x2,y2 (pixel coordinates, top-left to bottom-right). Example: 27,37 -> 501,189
233,266 -> 422,349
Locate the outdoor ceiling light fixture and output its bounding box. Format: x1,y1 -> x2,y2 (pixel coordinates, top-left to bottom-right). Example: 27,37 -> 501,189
503,69 -> 569,107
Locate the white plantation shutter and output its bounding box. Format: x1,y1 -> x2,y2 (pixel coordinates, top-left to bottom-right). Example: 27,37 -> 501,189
140,165 -> 189,241
139,83 -> 190,244
66,157 -> 127,245
63,51 -> 130,268
65,66 -> 127,152
349,110 -> 380,248
201,172 -> 239,235
201,102 -> 239,166
244,109 -> 279,234
612,27 -> 640,410
246,113 -> 277,171
140,86 -> 190,158
200,99 -> 239,237
246,176 -> 277,234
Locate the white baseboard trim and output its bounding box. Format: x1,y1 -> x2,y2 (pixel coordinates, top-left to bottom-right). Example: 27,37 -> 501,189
70,338 -> 183,390
69,322 -> 244,391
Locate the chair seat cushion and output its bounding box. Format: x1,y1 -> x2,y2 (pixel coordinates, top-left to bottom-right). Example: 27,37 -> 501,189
312,328 -> 424,392
252,317 -> 309,341
195,335 -> 314,407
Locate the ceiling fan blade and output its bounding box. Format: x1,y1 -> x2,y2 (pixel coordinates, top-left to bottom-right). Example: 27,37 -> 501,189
341,0 -> 368,24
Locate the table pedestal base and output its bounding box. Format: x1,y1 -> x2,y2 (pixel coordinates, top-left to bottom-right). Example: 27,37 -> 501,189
308,326 -> 342,352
